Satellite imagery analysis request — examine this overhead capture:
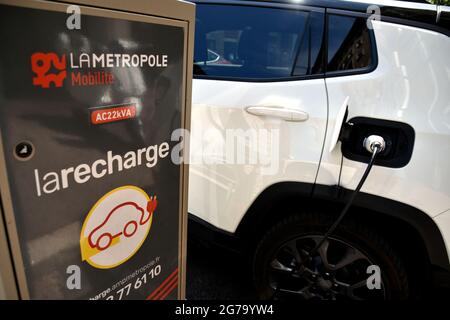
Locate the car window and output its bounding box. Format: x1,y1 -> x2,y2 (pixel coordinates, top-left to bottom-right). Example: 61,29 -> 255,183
293,11 -> 325,76
327,14 -> 373,73
194,4 -> 310,80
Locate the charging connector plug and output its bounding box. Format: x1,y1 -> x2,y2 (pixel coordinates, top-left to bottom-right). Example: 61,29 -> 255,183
363,135 -> 385,154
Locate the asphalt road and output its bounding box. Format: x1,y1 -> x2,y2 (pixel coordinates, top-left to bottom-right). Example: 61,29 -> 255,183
186,240 -> 256,300
185,236 -> 450,301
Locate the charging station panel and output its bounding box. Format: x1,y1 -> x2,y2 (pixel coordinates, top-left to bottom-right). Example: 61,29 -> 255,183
0,0 -> 194,299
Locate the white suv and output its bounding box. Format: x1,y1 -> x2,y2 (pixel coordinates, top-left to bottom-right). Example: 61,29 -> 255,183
188,0 -> 450,300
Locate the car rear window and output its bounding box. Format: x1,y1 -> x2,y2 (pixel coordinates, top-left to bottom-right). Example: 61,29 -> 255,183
194,4 -> 310,80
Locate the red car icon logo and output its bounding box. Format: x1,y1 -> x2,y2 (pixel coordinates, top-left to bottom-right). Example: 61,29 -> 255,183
88,196 -> 157,251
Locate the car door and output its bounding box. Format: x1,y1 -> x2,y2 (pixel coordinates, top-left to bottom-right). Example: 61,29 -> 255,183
189,2 -> 328,232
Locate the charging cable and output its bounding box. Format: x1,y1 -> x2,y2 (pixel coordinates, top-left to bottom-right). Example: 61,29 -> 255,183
270,135 -> 386,300
309,135 -> 386,256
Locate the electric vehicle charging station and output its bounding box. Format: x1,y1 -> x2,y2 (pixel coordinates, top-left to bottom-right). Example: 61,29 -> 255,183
0,0 -> 194,300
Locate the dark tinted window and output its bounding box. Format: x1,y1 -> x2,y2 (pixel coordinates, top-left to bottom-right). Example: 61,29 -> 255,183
293,12 -> 325,76
194,5 -> 309,79
327,15 -> 373,72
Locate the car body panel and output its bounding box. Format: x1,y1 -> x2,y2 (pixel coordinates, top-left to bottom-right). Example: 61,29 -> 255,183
316,20 -> 450,218
189,78 -> 327,232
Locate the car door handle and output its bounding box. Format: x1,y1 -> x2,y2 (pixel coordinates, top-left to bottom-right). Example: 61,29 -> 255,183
245,106 -> 309,122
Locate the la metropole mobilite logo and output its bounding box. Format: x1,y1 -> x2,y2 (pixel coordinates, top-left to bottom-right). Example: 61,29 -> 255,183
31,52 -> 67,88
30,51 -> 114,88
31,51 -> 169,88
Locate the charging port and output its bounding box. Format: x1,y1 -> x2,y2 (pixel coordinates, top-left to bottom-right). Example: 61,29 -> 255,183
341,117 -> 415,168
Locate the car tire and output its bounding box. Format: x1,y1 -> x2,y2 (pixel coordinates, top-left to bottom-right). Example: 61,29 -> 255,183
253,211 -> 409,300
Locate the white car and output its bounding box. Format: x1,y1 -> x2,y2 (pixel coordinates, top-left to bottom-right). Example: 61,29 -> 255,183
188,0 -> 450,300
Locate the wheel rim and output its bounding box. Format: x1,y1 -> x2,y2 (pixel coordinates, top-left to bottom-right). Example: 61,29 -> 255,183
267,235 -> 386,300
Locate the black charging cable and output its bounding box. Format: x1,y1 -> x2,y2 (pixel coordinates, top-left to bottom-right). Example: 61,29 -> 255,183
309,141 -> 382,256
270,135 -> 385,300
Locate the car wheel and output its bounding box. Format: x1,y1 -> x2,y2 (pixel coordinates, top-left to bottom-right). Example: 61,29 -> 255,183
253,212 -> 409,300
